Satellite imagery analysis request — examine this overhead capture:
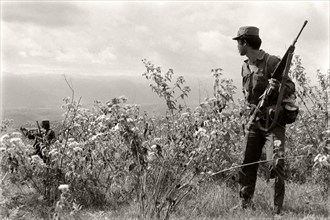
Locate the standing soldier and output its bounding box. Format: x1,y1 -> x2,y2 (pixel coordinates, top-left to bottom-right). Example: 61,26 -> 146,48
232,26 -> 296,215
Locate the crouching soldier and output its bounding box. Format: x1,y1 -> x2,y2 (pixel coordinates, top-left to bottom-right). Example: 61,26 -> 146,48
21,120 -> 56,163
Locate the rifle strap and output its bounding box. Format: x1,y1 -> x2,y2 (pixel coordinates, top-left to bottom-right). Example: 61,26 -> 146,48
265,53 -> 270,75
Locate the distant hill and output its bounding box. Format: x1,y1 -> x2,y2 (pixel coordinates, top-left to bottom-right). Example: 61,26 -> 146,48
1,72 -> 242,126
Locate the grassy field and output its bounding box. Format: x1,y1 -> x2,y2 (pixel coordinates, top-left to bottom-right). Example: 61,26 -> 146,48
1,174 -> 329,220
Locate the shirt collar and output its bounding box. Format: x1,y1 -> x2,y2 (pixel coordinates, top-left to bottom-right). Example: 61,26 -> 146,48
244,50 -> 266,64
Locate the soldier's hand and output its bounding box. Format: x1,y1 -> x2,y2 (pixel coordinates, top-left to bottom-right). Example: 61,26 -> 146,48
268,78 -> 280,91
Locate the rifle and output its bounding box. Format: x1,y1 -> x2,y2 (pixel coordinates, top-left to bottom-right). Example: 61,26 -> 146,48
36,121 -> 43,140
246,20 -> 308,132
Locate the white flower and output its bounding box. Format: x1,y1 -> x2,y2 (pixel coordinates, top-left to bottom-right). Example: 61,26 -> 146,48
58,184 -> 69,191
210,131 -> 217,136
0,147 -> 6,152
319,155 -> 328,162
31,155 -> 43,163
322,130 -> 330,134
68,141 -> 79,148
10,137 -> 23,145
49,149 -> 57,155
73,147 -> 83,152
0,134 -> 9,142
127,118 -> 134,123
91,135 -> 97,141
274,140 -> 282,147
203,120 -> 210,127
11,132 -> 22,137
150,144 -> 157,149
113,124 -> 120,131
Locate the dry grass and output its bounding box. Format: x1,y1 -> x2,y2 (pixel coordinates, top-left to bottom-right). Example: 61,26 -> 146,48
75,178 -> 329,220
1,175 -> 329,220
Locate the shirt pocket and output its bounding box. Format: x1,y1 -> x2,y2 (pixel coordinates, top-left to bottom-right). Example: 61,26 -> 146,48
252,69 -> 268,93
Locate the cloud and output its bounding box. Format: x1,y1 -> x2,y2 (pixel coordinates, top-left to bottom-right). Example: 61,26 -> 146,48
2,2 -> 84,27
92,47 -> 117,64
197,31 -> 234,58
1,1 -> 328,79
53,47 -> 117,64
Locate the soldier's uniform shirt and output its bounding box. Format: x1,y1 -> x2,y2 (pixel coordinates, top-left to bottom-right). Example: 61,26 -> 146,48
241,50 -> 295,106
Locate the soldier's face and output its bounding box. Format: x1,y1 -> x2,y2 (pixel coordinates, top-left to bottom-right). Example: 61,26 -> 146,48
237,39 -> 247,56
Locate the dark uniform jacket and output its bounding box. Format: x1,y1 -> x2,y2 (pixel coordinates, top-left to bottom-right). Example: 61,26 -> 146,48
241,50 -> 295,106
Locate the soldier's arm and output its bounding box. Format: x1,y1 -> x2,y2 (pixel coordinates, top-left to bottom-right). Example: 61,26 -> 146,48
271,56 -> 296,97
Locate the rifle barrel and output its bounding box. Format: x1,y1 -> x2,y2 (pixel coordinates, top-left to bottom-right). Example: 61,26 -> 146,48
293,20 -> 308,46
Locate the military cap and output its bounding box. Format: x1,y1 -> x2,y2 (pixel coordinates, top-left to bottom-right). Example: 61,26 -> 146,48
41,120 -> 50,128
233,26 -> 259,40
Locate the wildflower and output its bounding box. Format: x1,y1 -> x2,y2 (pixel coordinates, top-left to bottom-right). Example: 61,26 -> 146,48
150,144 -> 157,149
68,141 -> 79,148
73,147 -> 82,152
0,147 -> 6,152
319,155 -> 328,162
207,171 -> 213,175
0,134 -> 9,142
274,140 -> 282,147
31,155 -> 40,161
58,184 -> 69,191
11,132 -> 22,137
113,124 -> 120,131
203,120 -> 210,127
10,137 -> 23,144
322,130 -> 330,134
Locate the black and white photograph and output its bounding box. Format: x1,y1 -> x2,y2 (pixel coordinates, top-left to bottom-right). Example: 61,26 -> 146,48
0,1 -> 329,219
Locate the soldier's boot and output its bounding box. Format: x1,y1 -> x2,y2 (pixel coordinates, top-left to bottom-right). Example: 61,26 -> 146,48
231,186 -> 256,212
274,175 -> 285,215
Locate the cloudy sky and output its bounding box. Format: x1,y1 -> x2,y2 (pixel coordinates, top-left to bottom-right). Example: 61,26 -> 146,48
1,1 -> 329,81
